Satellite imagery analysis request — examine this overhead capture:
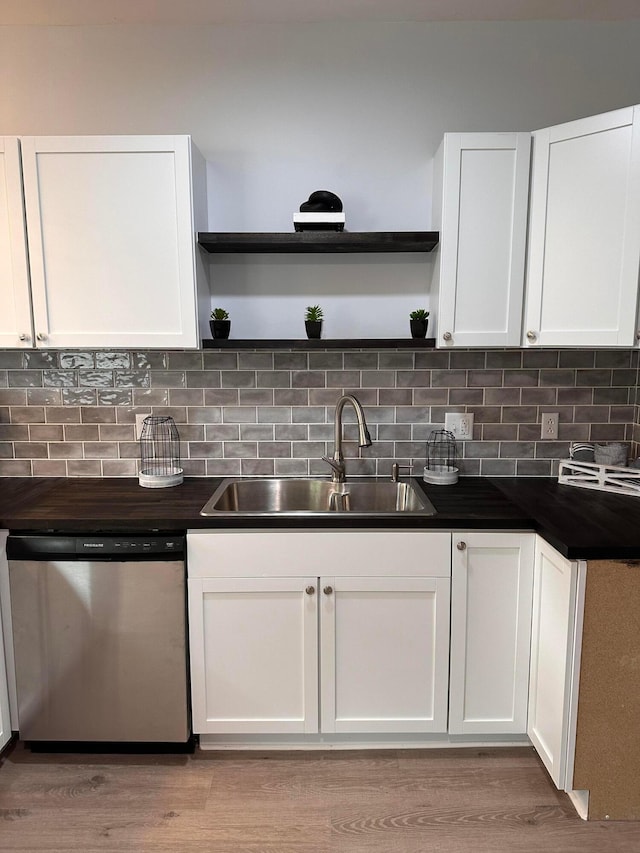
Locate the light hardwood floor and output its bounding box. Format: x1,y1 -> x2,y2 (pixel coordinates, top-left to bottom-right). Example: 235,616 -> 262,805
1,743 -> 640,852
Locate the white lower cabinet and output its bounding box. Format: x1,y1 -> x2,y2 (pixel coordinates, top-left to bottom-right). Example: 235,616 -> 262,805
0,532 -> 13,751
187,528 -> 543,746
449,532 -> 534,735
187,530 -> 451,738
527,536 -> 585,790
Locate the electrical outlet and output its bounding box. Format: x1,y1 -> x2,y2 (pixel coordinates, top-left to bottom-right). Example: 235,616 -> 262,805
135,414 -> 150,440
541,412 -> 559,440
445,412 -> 474,440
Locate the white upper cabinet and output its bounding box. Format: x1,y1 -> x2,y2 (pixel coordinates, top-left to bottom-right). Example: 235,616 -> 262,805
20,135 -> 208,349
524,105 -> 640,347
0,138 -> 33,348
432,132 -> 531,348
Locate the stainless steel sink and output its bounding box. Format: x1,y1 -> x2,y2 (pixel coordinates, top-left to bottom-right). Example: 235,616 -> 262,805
200,478 -> 437,517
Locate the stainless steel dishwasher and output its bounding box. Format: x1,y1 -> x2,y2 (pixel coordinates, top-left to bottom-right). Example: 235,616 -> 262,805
7,533 -> 190,745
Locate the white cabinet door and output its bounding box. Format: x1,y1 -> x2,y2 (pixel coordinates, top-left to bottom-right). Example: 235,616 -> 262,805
0,138 -> 32,348
449,532 -> 534,735
188,576 -> 318,735
527,536 -> 585,790
433,132 -> 530,348
524,105 -> 640,347
0,531 -> 13,751
0,604 -> 10,752
21,135 -> 207,349
320,576 -> 450,734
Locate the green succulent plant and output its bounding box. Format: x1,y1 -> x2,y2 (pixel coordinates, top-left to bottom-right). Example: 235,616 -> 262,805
409,308 -> 429,320
210,308 -> 229,320
305,305 -> 324,322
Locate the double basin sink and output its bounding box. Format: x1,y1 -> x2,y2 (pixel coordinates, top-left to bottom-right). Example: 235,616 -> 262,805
200,477 -> 437,517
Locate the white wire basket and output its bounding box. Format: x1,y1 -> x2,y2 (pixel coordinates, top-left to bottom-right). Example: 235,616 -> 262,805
558,458 -> 640,498
424,429 -> 459,485
139,416 -> 183,488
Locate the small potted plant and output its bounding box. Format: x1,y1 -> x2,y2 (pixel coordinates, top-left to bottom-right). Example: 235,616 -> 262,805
409,308 -> 429,339
210,308 -> 231,339
304,305 -> 323,339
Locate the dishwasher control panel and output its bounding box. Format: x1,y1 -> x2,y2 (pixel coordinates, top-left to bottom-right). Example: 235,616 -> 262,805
7,533 -> 185,560
78,537 -> 183,555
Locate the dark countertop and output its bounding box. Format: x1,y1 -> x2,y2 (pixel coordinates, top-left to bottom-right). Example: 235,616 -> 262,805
0,476 -> 528,531
1,475 -> 640,560
492,477 -> 640,560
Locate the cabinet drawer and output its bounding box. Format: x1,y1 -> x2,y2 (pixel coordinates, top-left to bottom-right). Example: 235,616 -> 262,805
187,530 -> 451,579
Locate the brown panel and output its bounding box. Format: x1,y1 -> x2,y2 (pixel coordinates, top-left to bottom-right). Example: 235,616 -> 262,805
573,559 -> 640,819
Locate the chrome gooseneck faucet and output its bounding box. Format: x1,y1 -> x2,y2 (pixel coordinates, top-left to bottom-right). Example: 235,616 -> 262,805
322,394 -> 372,483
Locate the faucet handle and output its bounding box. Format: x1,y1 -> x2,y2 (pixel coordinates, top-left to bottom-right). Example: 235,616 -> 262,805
322,455 -> 346,482
391,463 -> 413,482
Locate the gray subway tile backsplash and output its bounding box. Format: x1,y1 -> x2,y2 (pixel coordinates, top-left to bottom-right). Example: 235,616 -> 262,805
241,458 -> 275,476
558,350 -> 596,368
0,347 -> 638,477
522,350 -> 559,368
166,352 -> 203,370
98,390 -> 133,406
480,459 -> 517,476
238,389 -> 275,406
59,352 -> 94,369
240,424 -> 275,441
95,352 -> 132,370
115,370 -> 151,388
309,352 -> 343,370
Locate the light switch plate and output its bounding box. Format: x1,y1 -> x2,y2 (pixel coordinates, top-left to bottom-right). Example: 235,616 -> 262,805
445,412 -> 474,441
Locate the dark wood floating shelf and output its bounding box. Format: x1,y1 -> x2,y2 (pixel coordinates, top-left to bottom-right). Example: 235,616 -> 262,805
197,231 -> 439,253
203,338 -> 436,350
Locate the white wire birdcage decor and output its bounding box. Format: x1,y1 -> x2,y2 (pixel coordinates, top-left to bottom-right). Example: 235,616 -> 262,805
138,416 -> 183,488
424,428 -> 459,485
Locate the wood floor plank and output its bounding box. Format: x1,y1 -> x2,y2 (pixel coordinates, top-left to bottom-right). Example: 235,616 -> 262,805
0,760 -> 212,810
1,744 -> 640,852
0,807 -> 330,852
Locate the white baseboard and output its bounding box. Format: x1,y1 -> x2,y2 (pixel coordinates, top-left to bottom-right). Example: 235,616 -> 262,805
198,733 -> 531,751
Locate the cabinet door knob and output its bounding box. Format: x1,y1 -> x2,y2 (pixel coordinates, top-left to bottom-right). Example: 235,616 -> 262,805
36,332 -> 48,342
526,330 -> 537,341
636,331 -> 640,341
443,331 -> 453,341
323,585 -> 333,595
19,333 -> 30,342
305,585 -> 315,595
456,541 -> 467,551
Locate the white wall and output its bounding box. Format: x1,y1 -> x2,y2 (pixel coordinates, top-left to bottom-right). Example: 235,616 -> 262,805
2,20 -> 639,337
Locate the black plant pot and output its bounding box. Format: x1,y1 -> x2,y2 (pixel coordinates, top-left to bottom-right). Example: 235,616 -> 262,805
305,320 -> 322,339
210,319 -> 231,339
410,318 -> 429,339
